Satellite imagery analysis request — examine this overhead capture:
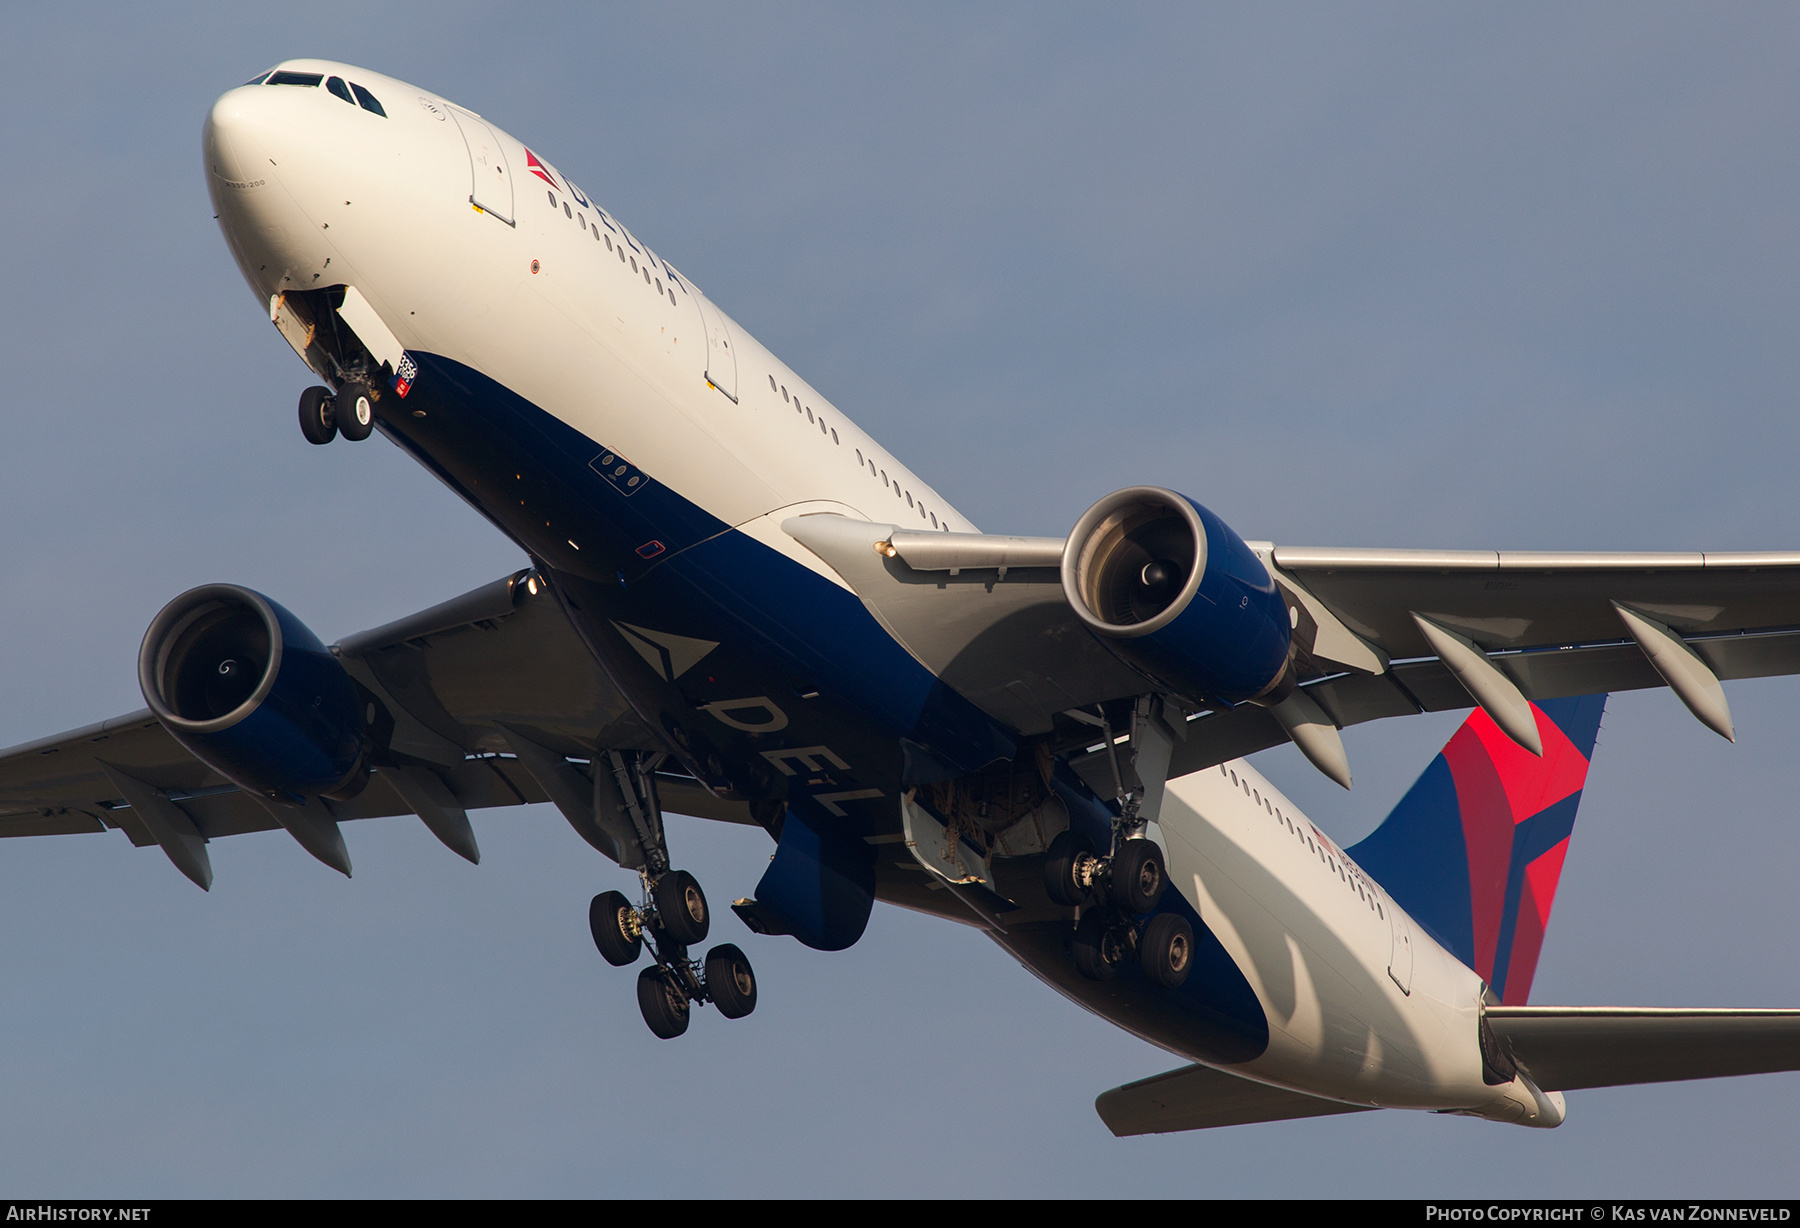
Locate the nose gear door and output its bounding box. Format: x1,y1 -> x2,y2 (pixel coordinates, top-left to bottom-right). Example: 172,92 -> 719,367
453,110 -> 515,225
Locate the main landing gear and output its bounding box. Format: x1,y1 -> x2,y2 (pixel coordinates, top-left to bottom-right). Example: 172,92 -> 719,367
1048,695 -> 1196,989
297,380 -> 376,446
585,755 -> 757,1039
1047,830 -> 1193,988
590,876 -> 759,1039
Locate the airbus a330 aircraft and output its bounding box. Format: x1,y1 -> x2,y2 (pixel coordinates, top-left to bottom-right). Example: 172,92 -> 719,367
5,59 -> 1799,1134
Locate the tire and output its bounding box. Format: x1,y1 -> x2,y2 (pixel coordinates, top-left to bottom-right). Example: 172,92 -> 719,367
1071,909 -> 1130,981
1140,911 -> 1194,989
298,385 -> 336,445
1043,830 -> 1095,907
336,381 -> 375,441
636,966 -> 690,1039
704,943 -> 758,1019
588,890 -> 642,967
1108,838 -> 1167,914
654,869 -> 710,946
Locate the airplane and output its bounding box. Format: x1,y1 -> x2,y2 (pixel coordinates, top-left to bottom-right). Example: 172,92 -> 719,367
3,57 -> 1799,1136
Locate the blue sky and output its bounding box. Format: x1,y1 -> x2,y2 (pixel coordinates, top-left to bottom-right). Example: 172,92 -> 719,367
1,3 -> 1798,1196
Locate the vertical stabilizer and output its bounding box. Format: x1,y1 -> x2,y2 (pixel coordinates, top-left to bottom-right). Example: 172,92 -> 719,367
1348,694 -> 1606,1004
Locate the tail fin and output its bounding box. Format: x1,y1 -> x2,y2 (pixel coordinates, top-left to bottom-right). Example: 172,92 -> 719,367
1347,694 -> 1606,1005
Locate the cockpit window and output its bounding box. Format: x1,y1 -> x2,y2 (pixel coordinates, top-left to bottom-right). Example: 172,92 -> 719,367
326,76 -> 355,105
243,70 -> 273,86
266,71 -> 323,87
350,83 -> 387,117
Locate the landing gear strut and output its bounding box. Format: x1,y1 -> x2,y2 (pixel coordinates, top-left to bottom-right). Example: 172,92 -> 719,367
585,751 -> 757,1038
1050,695 -> 1195,988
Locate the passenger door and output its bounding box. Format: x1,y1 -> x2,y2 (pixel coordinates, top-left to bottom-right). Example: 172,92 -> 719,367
452,110 -> 515,226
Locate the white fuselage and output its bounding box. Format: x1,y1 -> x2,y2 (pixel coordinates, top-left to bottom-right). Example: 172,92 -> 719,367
206,60 -> 1554,1125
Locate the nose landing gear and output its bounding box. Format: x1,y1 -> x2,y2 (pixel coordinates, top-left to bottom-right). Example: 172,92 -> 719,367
295,378 -> 376,446
298,385 -> 337,445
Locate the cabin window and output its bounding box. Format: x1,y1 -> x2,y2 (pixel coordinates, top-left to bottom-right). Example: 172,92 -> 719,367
881,470 -> 889,486
351,83 -> 387,116
630,256 -> 638,272
805,407 -> 814,423
856,449 -> 864,465
579,215 -> 587,230
547,191 -> 556,207
782,386 -> 789,402
906,491 -> 914,507
656,278 -> 663,294
929,512 -> 937,527
770,375 -> 778,392
326,77 -> 355,105
606,235 -> 614,251
831,428 -> 839,444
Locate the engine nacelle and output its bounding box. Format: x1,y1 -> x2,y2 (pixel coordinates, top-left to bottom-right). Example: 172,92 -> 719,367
1062,487 -> 1291,704
138,585 -> 369,802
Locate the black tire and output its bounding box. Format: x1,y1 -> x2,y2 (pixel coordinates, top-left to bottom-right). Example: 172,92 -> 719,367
336,381 -> 375,441
1044,829 -> 1095,907
654,869 -> 710,946
704,943 -> 758,1019
1140,911 -> 1195,989
588,890 -> 642,967
636,966 -> 690,1039
298,385 -> 336,445
1071,909 -> 1130,981
1109,838 -> 1167,914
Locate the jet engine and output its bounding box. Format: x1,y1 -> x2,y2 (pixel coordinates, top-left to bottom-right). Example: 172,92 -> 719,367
1062,486 -> 1291,705
138,584 -> 369,802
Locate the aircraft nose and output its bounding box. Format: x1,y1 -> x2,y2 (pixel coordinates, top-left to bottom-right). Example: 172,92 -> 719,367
203,80 -> 334,302
204,86 -> 277,191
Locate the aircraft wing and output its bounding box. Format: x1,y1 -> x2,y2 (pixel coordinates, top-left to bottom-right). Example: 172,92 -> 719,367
1095,1062 -> 1375,1135
0,571 -> 749,884
787,515 -> 1800,774
1486,1006 -> 1800,1091
1158,546 -> 1800,776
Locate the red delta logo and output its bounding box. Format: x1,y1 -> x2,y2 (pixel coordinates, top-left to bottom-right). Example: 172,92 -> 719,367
524,148 -> 561,189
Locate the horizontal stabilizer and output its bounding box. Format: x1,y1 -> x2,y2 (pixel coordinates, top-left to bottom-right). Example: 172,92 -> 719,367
1096,1063 -> 1373,1135
1488,1006 -> 1800,1091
